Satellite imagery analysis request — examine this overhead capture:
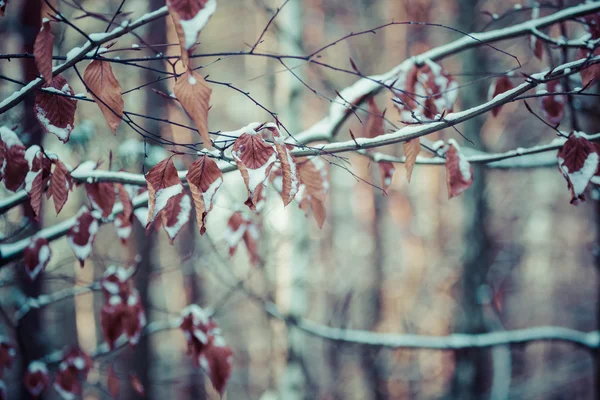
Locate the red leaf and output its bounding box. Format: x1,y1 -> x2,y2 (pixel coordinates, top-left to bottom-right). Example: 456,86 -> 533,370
579,48 -> 600,87
145,158 -> 185,232
67,207 -> 99,267
86,182 -> 116,218
201,343 -> 233,396
0,127 -> 28,192
130,373 -> 145,396
54,348 -> 92,399
100,266 -> 147,349
530,35 -> 544,60
378,161 -> 396,191
24,361 -> 49,398
266,123 -> 299,206
114,184 -> 135,244
49,159 -> 72,214
538,79 -> 565,125
180,305 -> 218,365
24,146 -> 52,219
488,75 -> 513,117
33,19 -> 55,84
160,192 -> 191,243
107,365 -> 119,398
83,59 -> 124,133
34,75 -> 77,143
445,140 -> 473,199
0,339 -> 16,376
224,212 -> 261,265
365,98 -> 385,139
392,60 -> 458,121
186,155 -> 223,235
24,236 -> 51,281
232,129 -> 277,210
557,131 -> 599,204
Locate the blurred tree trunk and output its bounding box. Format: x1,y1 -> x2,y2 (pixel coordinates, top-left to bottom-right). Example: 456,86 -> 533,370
360,185 -> 386,400
121,2 -> 169,397
15,1 -> 46,398
277,1 -> 310,399
181,222 -> 206,400
449,0 -> 493,398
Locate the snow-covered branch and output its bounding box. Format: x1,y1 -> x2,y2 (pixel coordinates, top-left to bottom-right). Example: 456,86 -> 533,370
292,56 -> 600,157
291,1 -> 600,145
42,317 -> 180,365
14,283 -> 100,320
261,302 -> 600,350
0,6 -> 169,114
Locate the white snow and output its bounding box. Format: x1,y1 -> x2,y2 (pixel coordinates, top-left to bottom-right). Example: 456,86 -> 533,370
0,126 -> 23,148
558,151 -> 599,197
67,207 -> 99,263
201,176 -> 223,213
176,0 -> 217,50
35,105 -> 72,142
163,193 -> 191,240
188,75 -> 197,85
150,184 -> 184,222
28,239 -> 50,280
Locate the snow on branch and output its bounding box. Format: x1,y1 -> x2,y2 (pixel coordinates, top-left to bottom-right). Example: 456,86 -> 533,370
291,1 -> 600,145
0,6 -> 169,114
261,301 -> 600,350
291,56 -> 600,157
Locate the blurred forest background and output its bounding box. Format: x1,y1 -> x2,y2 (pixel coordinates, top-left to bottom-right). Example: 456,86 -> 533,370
1,0 -> 599,399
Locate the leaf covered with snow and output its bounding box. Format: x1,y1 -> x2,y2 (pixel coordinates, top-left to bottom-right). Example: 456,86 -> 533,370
488,75 -> 513,117
179,304 -> 233,395
392,60 -> 458,122
232,130 -> 277,210
24,361 -> 49,398
24,236 -> 51,281
67,207 -> 99,267
168,0 -> 217,57
186,155 -> 223,235
0,126 -> 28,192
34,75 -> 77,143
445,140 -> 473,199
86,182 -> 116,218
224,211 -> 261,266
145,158 -> 190,240
265,123 -> 299,206
538,79 -> 565,125
557,131 -> 600,204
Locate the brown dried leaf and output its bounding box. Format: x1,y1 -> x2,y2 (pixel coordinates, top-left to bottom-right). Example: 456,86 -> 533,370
402,138 -> 420,182
34,20 -> 55,84
173,68 -> 212,147
49,159 -> 72,214
83,59 -> 124,133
